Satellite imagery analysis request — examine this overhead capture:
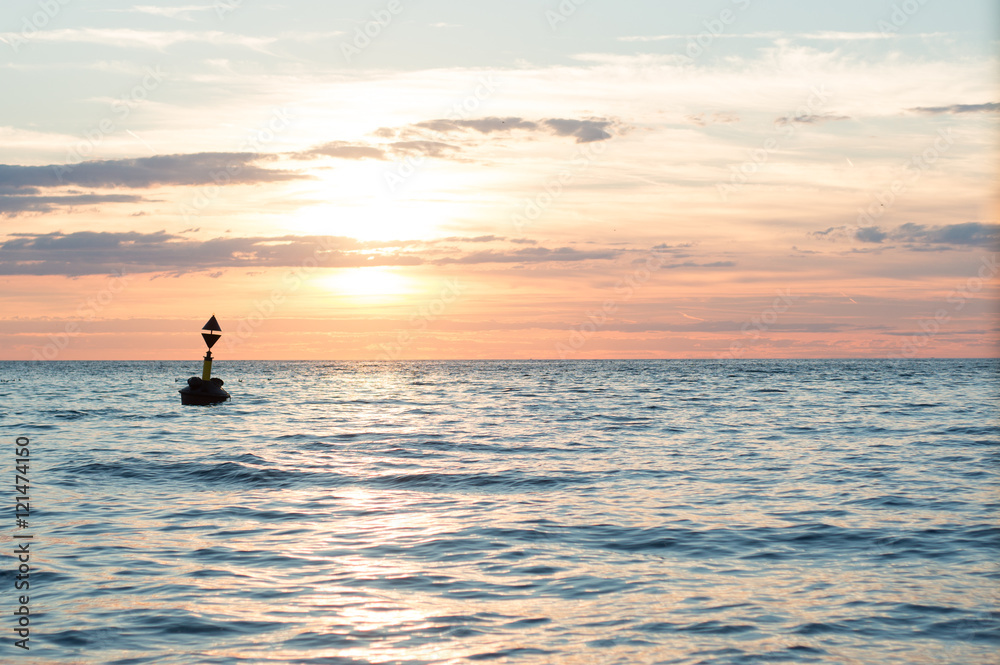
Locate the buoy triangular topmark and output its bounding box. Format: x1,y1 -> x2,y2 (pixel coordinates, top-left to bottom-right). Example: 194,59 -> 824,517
202,315 -> 221,332
202,332 -> 221,349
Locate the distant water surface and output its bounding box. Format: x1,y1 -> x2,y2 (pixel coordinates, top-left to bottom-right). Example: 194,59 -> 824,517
1,359 -> 998,664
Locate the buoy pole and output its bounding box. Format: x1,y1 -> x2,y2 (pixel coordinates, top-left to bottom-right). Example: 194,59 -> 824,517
200,314 -> 222,380
202,349 -> 213,381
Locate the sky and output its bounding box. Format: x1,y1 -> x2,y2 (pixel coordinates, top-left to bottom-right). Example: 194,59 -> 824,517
0,0 -> 997,360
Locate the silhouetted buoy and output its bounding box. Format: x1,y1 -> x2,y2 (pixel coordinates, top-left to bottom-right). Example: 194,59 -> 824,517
179,315 -> 231,405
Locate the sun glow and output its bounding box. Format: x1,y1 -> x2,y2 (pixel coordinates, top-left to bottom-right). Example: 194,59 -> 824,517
281,158 -> 490,242
318,267 -> 415,301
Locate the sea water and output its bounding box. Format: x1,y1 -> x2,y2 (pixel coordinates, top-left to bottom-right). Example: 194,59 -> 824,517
1,359 -> 997,664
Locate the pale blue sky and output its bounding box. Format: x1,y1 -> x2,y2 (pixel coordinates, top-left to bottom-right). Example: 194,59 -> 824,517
3,0 -> 997,68
2,1 -> 996,143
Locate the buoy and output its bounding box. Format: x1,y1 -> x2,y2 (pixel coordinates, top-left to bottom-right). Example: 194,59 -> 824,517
179,315 -> 231,405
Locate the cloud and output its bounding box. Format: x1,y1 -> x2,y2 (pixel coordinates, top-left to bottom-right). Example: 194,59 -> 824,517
813,226 -> 890,243
398,116 -> 618,143
0,194 -> 148,217
0,232 -> 645,275
107,5 -> 219,20
296,142 -> 387,160
413,117 -> 540,134
855,227 -> 888,243
435,235 -> 505,243
908,103 -> 999,115
796,31 -> 895,40
813,222 -> 999,247
775,113 -> 851,126
390,141 -> 459,158
543,118 -> 615,143
0,28 -> 276,51
305,138 -> 462,160
617,30 -> 930,43
0,231 -> 362,276
2,230 -> 177,250
0,153 -> 306,216
892,222 -> 999,246
0,116 -> 617,213
685,112 -> 740,127
0,153 -> 303,190
662,321 -> 850,334
434,247 -> 620,265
